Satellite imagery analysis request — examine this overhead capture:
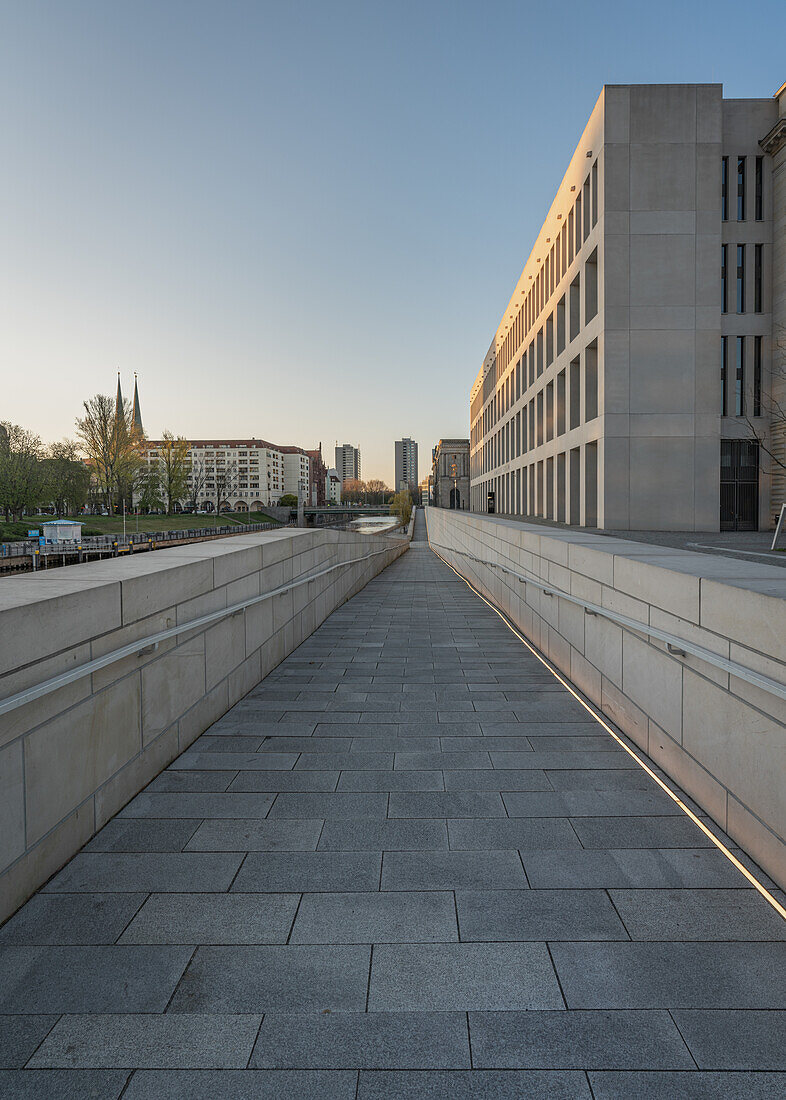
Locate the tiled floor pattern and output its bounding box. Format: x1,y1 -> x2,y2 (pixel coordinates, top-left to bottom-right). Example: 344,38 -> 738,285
1,511 -> 784,1098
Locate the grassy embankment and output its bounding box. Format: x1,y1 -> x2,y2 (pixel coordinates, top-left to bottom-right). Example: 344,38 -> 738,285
0,511 -> 282,542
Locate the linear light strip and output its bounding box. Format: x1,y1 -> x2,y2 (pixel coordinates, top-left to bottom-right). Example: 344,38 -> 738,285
426,521 -> 786,922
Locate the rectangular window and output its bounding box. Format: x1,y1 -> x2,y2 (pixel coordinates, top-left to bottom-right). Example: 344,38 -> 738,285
570,274 -> 581,340
755,244 -> 762,313
737,156 -> 746,221
537,389 -> 544,447
735,336 -> 745,416
736,245 -> 745,313
557,370 -> 566,437
575,195 -> 582,253
546,381 -> 554,442
721,244 -> 727,313
556,295 -> 566,355
568,209 -> 574,265
721,336 -> 727,417
546,314 -> 554,368
721,157 -> 728,221
755,156 -> 763,221
583,176 -> 591,240
753,336 -> 762,417
536,328 -> 544,376
591,159 -> 598,227
528,342 -> 535,388
570,356 -> 581,429
585,342 -> 598,422
585,248 -> 598,322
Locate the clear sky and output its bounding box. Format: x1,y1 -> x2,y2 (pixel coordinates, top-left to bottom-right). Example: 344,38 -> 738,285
1,1 -> 783,483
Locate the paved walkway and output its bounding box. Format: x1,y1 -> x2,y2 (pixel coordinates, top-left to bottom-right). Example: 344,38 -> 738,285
1,512 -> 784,1098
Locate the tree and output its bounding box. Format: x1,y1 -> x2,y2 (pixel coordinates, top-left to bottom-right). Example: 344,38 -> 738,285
342,478 -> 366,504
75,394 -> 143,513
185,455 -> 210,512
743,323 -> 786,504
213,459 -> 239,513
136,464 -> 164,512
389,489 -> 413,528
0,422 -> 46,520
278,494 -> 298,507
157,431 -> 191,513
364,478 -> 390,505
41,439 -> 91,515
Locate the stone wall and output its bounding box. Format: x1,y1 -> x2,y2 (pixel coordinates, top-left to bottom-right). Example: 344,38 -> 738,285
426,508 -> 786,890
0,527 -> 407,922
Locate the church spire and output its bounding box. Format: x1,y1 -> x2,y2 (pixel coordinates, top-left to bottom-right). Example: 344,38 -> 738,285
115,371 -> 123,416
132,372 -> 144,437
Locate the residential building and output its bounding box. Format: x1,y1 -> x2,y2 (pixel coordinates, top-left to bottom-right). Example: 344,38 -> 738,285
432,439 -> 470,510
307,444 -> 328,506
142,438 -> 313,512
418,476 -> 431,505
470,82 -> 786,531
394,438 -> 418,494
327,468 -> 342,503
335,443 -> 361,484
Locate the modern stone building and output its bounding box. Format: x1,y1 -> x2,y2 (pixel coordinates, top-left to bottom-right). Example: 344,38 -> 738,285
470,81 -> 786,531
335,443 -> 361,484
394,437 -> 418,494
432,438 -> 470,510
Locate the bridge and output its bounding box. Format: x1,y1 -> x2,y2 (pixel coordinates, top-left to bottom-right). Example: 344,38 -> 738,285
0,509 -> 783,1097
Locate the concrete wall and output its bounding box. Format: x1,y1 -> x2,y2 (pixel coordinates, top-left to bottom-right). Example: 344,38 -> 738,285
0,527 -> 407,922
426,507 -> 786,890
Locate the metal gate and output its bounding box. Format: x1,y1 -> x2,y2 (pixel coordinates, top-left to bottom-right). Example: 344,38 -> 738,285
720,440 -> 759,531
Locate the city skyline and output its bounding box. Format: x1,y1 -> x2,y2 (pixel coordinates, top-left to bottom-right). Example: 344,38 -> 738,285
1,1 -> 784,481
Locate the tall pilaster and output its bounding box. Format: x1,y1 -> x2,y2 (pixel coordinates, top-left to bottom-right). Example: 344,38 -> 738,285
761,82 -> 786,525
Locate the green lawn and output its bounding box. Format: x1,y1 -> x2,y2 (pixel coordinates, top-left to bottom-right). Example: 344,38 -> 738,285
1,511 -> 282,542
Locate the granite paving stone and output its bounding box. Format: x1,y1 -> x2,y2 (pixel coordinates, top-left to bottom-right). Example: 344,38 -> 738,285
337,769 -> 445,791
367,943 -> 564,1010
167,945 -> 371,1012
28,1013 -> 262,1068
357,1069 -> 592,1099
119,892 -> 300,944
455,889 -> 628,941
670,1010 -> 786,1070
231,851 -> 382,892
227,770 -> 339,791
143,769 -> 238,792
447,818 -> 583,851
608,888 -> 786,940
122,1069 -> 358,1099
587,1070 -> 786,1099
520,848 -> 756,889
468,1009 -> 694,1068
290,891 -> 458,943
42,853 -> 243,893
84,819 -> 200,852
118,793 -> 277,817
501,790 -> 682,817
251,1012 -> 470,1068
381,850 -> 527,891
0,946 -> 192,1012
387,791 -> 506,817
185,818 -> 323,851
0,1070 -> 130,1099
0,1016 -> 58,1068
443,769 -> 553,790
318,819 -> 448,851
266,792 -> 389,819
0,893 -> 146,945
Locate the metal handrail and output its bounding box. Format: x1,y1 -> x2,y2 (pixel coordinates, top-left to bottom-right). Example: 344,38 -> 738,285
0,544 -> 398,717
429,539 -> 786,704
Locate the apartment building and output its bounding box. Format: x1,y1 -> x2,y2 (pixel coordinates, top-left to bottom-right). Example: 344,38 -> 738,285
335,443 -> 361,484
143,439 -> 312,512
470,82 -> 786,531
394,438 -> 418,494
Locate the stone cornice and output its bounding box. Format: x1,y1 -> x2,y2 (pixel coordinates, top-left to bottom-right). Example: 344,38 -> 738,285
760,117 -> 786,157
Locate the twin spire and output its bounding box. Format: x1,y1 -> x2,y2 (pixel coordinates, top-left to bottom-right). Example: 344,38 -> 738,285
115,371 -> 144,437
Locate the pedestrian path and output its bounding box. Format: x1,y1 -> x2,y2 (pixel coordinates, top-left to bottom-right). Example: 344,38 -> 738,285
0,514 -> 784,1099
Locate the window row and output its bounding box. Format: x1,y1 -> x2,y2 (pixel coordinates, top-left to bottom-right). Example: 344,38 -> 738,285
721,335 -> 762,418
473,251 -> 600,451
474,440 -> 599,527
721,155 -> 764,222
495,159 -> 599,380
721,244 -> 764,314
477,344 -> 598,476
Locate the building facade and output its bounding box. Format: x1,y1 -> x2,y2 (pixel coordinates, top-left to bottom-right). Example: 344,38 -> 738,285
470,82 -> 786,531
327,468 -> 342,503
335,443 -> 361,484
394,438 -> 418,494
143,439 -> 313,512
432,439 -> 470,510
